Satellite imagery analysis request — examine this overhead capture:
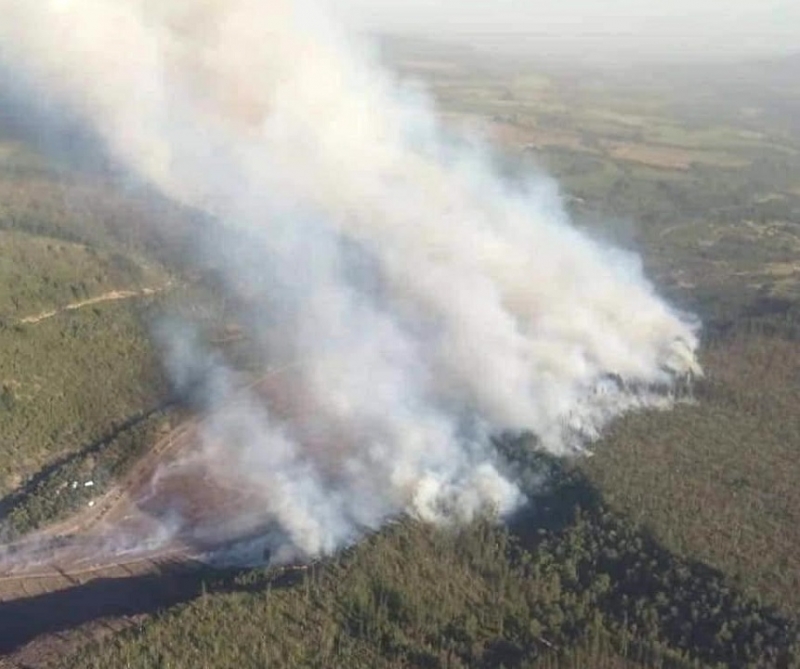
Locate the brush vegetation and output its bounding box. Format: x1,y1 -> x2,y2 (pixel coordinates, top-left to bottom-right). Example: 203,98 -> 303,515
0,300 -> 167,495
0,406 -> 178,539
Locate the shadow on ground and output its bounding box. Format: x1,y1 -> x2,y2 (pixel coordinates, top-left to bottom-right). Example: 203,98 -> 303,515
0,561 -> 304,657
496,433 -> 799,669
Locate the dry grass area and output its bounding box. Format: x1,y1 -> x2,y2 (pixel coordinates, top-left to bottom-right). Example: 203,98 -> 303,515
489,122 -> 592,153
600,140 -> 748,170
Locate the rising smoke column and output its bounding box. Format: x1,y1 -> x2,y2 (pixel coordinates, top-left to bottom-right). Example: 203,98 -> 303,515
0,0 -> 700,558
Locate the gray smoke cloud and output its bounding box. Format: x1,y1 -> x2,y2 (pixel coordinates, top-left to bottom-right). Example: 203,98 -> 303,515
0,0 -> 700,560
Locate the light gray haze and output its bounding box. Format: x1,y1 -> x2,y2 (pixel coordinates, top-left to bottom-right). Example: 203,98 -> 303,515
334,0 -> 800,61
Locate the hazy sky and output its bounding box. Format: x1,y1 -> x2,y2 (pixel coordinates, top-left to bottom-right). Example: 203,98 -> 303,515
332,0 -> 800,60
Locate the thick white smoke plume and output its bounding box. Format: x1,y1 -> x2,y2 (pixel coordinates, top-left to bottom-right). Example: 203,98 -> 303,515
0,0 -> 700,559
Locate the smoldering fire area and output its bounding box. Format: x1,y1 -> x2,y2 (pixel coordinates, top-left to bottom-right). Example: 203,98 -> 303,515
0,0 -> 700,569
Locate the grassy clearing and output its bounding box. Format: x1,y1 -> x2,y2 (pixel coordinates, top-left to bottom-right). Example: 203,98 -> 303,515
600,141 -> 748,171
634,123 -> 770,152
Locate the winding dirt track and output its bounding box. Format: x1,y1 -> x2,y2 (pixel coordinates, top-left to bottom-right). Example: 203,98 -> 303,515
16,283 -> 170,326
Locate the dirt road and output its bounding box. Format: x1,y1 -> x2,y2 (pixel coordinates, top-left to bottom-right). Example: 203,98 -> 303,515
17,283 -> 170,325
